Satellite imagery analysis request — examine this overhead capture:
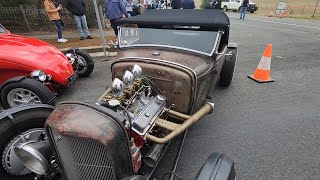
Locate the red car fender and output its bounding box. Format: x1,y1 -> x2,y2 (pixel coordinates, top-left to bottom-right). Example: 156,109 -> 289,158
0,76 -> 26,92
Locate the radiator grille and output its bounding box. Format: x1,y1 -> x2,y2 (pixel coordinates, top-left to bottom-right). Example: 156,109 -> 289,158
51,128 -> 116,180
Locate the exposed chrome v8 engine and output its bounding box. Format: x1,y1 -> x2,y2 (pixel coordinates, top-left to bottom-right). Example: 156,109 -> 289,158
97,64 -> 166,136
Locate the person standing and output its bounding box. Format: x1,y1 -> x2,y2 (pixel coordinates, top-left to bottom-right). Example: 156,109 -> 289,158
181,0 -> 195,9
171,0 -> 181,9
240,0 -> 249,19
65,0 -> 93,40
105,0 -> 128,36
44,0 -> 68,43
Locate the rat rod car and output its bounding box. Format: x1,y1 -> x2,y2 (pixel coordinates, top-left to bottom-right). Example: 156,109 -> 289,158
0,9 -> 237,179
0,24 -> 94,109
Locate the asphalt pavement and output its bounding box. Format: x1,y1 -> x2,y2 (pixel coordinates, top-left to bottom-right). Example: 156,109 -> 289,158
1,13 -> 320,180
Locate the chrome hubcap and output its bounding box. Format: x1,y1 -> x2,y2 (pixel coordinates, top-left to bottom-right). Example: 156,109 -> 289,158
2,128 -> 44,175
76,55 -> 88,74
7,88 -> 42,108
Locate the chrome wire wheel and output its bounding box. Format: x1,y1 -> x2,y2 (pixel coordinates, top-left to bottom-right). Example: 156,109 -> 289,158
2,128 -> 44,176
7,88 -> 42,108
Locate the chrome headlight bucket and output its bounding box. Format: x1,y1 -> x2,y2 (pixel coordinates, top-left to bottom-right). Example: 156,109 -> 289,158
31,70 -> 47,82
65,53 -> 76,64
14,141 -> 52,175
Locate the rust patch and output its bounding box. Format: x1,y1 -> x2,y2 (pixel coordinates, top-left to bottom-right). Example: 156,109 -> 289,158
46,104 -> 120,145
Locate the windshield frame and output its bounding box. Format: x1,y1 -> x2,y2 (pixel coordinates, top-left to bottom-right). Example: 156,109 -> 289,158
0,24 -> 9,34
118,27 -> 222,57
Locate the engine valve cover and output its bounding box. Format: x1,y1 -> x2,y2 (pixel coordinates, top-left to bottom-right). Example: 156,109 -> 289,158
132,95 -> 166,135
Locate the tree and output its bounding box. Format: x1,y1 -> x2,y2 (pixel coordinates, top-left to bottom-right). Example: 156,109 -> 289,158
201,0 -> 210,9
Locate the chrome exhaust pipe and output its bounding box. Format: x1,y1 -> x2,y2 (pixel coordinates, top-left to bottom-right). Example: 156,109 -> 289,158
143,144 -> 165,168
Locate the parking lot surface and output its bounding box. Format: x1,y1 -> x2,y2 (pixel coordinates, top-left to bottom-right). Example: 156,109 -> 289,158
1,13 -> 320,180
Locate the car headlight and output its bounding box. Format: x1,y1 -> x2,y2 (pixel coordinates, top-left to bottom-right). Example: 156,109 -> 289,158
123,70 -> 134,86
14,141 -> 52,175
65,53 -> 75,63
31,70 -> 47,82
112,78 -> 124,95
132,64 -> 142,79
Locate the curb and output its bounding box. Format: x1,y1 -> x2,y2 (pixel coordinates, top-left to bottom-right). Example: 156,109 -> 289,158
60,46 -> 118,59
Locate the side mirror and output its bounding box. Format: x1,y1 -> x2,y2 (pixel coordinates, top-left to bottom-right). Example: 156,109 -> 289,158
197,152 -> 236,180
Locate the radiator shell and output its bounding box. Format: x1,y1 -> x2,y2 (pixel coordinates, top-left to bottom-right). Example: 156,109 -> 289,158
45,102 -> 134,180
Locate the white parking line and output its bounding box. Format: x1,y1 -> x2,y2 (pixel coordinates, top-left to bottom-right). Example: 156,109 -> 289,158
229,16 -> 320,30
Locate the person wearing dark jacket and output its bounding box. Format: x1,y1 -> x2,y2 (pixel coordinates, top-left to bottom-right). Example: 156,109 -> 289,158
240,0 -> 249,19
65,0 -> 93,40
171,0 -> 181,9
181,0 -> 195,9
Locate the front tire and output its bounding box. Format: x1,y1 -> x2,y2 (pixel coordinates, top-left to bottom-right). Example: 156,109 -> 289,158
0,78 -> 55,109
219,48 -> 237,87
250,11 -> 255,13
0,106 -> 53,178
68,49 -> 94,77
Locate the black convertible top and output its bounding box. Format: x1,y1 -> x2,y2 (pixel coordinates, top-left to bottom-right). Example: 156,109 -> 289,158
116,9 -> 230,28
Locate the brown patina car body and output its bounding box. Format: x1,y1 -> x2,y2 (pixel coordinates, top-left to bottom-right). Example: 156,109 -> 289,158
8,9 -> 237,180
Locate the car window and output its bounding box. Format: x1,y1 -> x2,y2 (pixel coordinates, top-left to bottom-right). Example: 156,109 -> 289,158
119,27 -> 221,56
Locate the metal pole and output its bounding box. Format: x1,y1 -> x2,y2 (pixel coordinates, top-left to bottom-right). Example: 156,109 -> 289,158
312,0 -> 320,17
93,0 -> 109,59
20,5 -> 31,32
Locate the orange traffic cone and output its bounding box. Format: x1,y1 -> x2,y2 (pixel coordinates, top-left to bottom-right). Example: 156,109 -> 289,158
248,44 -> 274,83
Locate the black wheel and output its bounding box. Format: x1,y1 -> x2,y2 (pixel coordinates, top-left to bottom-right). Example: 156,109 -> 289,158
68,49 -> 94,77
0,106 -> 53,178
223,6 -> 228,12
0,78 -> 55,109
233,9 -> 238,12
250,11 -> 255,13
219,48 -> 237,87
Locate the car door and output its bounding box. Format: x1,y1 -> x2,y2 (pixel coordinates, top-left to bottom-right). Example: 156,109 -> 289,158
230,0 -> 237,10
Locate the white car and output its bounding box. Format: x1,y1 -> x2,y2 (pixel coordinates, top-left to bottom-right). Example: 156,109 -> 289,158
221,0 -> 258,13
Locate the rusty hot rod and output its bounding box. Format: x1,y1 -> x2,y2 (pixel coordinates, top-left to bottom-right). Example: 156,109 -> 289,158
0,9 -> 237,180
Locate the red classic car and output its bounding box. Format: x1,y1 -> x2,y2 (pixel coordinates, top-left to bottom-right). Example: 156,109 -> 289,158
0,24 -> 94,109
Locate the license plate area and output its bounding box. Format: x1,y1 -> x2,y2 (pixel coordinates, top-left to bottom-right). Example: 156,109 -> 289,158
68,73 -> 78,83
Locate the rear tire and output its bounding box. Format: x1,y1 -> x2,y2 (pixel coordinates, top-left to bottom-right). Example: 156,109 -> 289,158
250,11 -> 255,13
219,48 -> 237,87
0,78 -> 55,109
0,106 -> 53,178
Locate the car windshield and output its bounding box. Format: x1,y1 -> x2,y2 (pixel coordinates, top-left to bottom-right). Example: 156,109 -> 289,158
119,27 -> 221,56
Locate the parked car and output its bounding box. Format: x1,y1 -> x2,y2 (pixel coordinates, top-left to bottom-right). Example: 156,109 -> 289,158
221,0 -> 258,13
0,24 -> 94,109
0,9 -> 237,180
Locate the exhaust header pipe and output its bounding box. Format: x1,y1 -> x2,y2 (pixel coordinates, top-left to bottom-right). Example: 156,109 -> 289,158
146,102 -> 214,144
